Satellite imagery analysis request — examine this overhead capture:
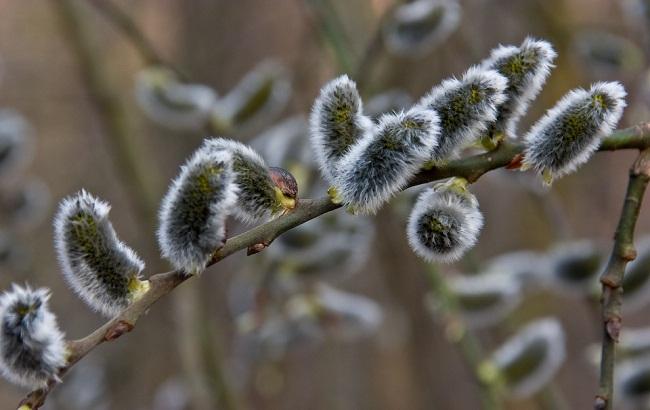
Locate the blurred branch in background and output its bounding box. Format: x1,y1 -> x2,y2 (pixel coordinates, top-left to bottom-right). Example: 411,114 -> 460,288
86,0 -> 186,78
16,124 -> 650,409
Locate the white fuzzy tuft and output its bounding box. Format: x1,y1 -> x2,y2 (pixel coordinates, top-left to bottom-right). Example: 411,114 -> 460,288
523,81 -> 627,181
0,284 -> 66,389
334,107 -> 440,214
54,190 -> 146,317
158,146 -> 238,275
309,75 -> 374,184
135,66 -> 217,131
406,183 -> 484,263
418,67 -> 508,161
491,317 -> 566,398
202,138 -> 279,224
480,37 -> 557,138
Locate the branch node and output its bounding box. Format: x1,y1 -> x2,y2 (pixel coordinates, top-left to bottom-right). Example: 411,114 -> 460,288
594,395 -> 607,410
505,153 -> 524,170
605,315 -> 622,342
104,320 -> 135,341
247,240 -> 271,256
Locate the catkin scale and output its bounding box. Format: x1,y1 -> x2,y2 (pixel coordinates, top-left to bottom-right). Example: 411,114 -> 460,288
523,81 -> 626,182
158,148 -> 238,275
54,191 -> 148,317
480,37 -> 557,140
334,108 -> 441,214
407,179 -> 483,263
417,67 -> 507,162
0,285 -> 66,389
310,75 -> 373,184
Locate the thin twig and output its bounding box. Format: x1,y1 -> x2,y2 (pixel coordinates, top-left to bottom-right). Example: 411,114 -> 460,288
16,125 -> 650,409
595,148 -> 650,410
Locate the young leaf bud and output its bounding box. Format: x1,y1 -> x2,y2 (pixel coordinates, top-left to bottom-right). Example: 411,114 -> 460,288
0,110 -> 32,180
480,37 -> 556,143
383,0 -> 461,57
0,285 -> 66,388
135,66 -> 217,131
213,60 -> 291,134
447,273 -> 522,329
616,357 -> 650,405
158,148 -> 238,275
333,107 -> 440,214
203,138 -> 298,223
309,75 -> 374,184
621,236 -> 650,313
417,67 -> 507,162
489,318 -> 566,398
522,82 -> 626,184
543,240 -> 603,294
54,190 -> 149,316
407,178 -> 484,263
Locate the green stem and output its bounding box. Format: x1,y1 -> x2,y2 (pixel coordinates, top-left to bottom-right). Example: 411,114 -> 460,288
425,265 -> 503,410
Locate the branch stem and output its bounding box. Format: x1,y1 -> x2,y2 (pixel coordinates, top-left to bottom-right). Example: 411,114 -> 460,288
16,123 -> 650,408
595,148 -> 650,410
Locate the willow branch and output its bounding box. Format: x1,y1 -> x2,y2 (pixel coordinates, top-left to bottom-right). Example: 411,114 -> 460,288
595,148 -> 650,410
16,124 -> 650,409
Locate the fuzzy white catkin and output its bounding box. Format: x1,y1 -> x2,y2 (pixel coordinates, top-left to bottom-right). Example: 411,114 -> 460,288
480,37 -> 557,139
543,240 -> 603,295
616,356 -> 650,404
0,109 -> 33,180
334,107 -> 440,214
54,190 -> 147,317
417,67 -> 507,161
447,273 -> 522,329
213,60 -> 291,133
523,81 -> 627,181
491,317 -> 566,398
202,138 -> 287,224
158,147 -> 238,275
310,75 -> 374,184
407,181 -> 483,263
0,285 -> 66,389
135,66 -> 217,131
383,0 -> 461,57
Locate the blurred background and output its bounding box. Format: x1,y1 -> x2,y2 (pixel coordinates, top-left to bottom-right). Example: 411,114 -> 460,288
1,0 -> 650,409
